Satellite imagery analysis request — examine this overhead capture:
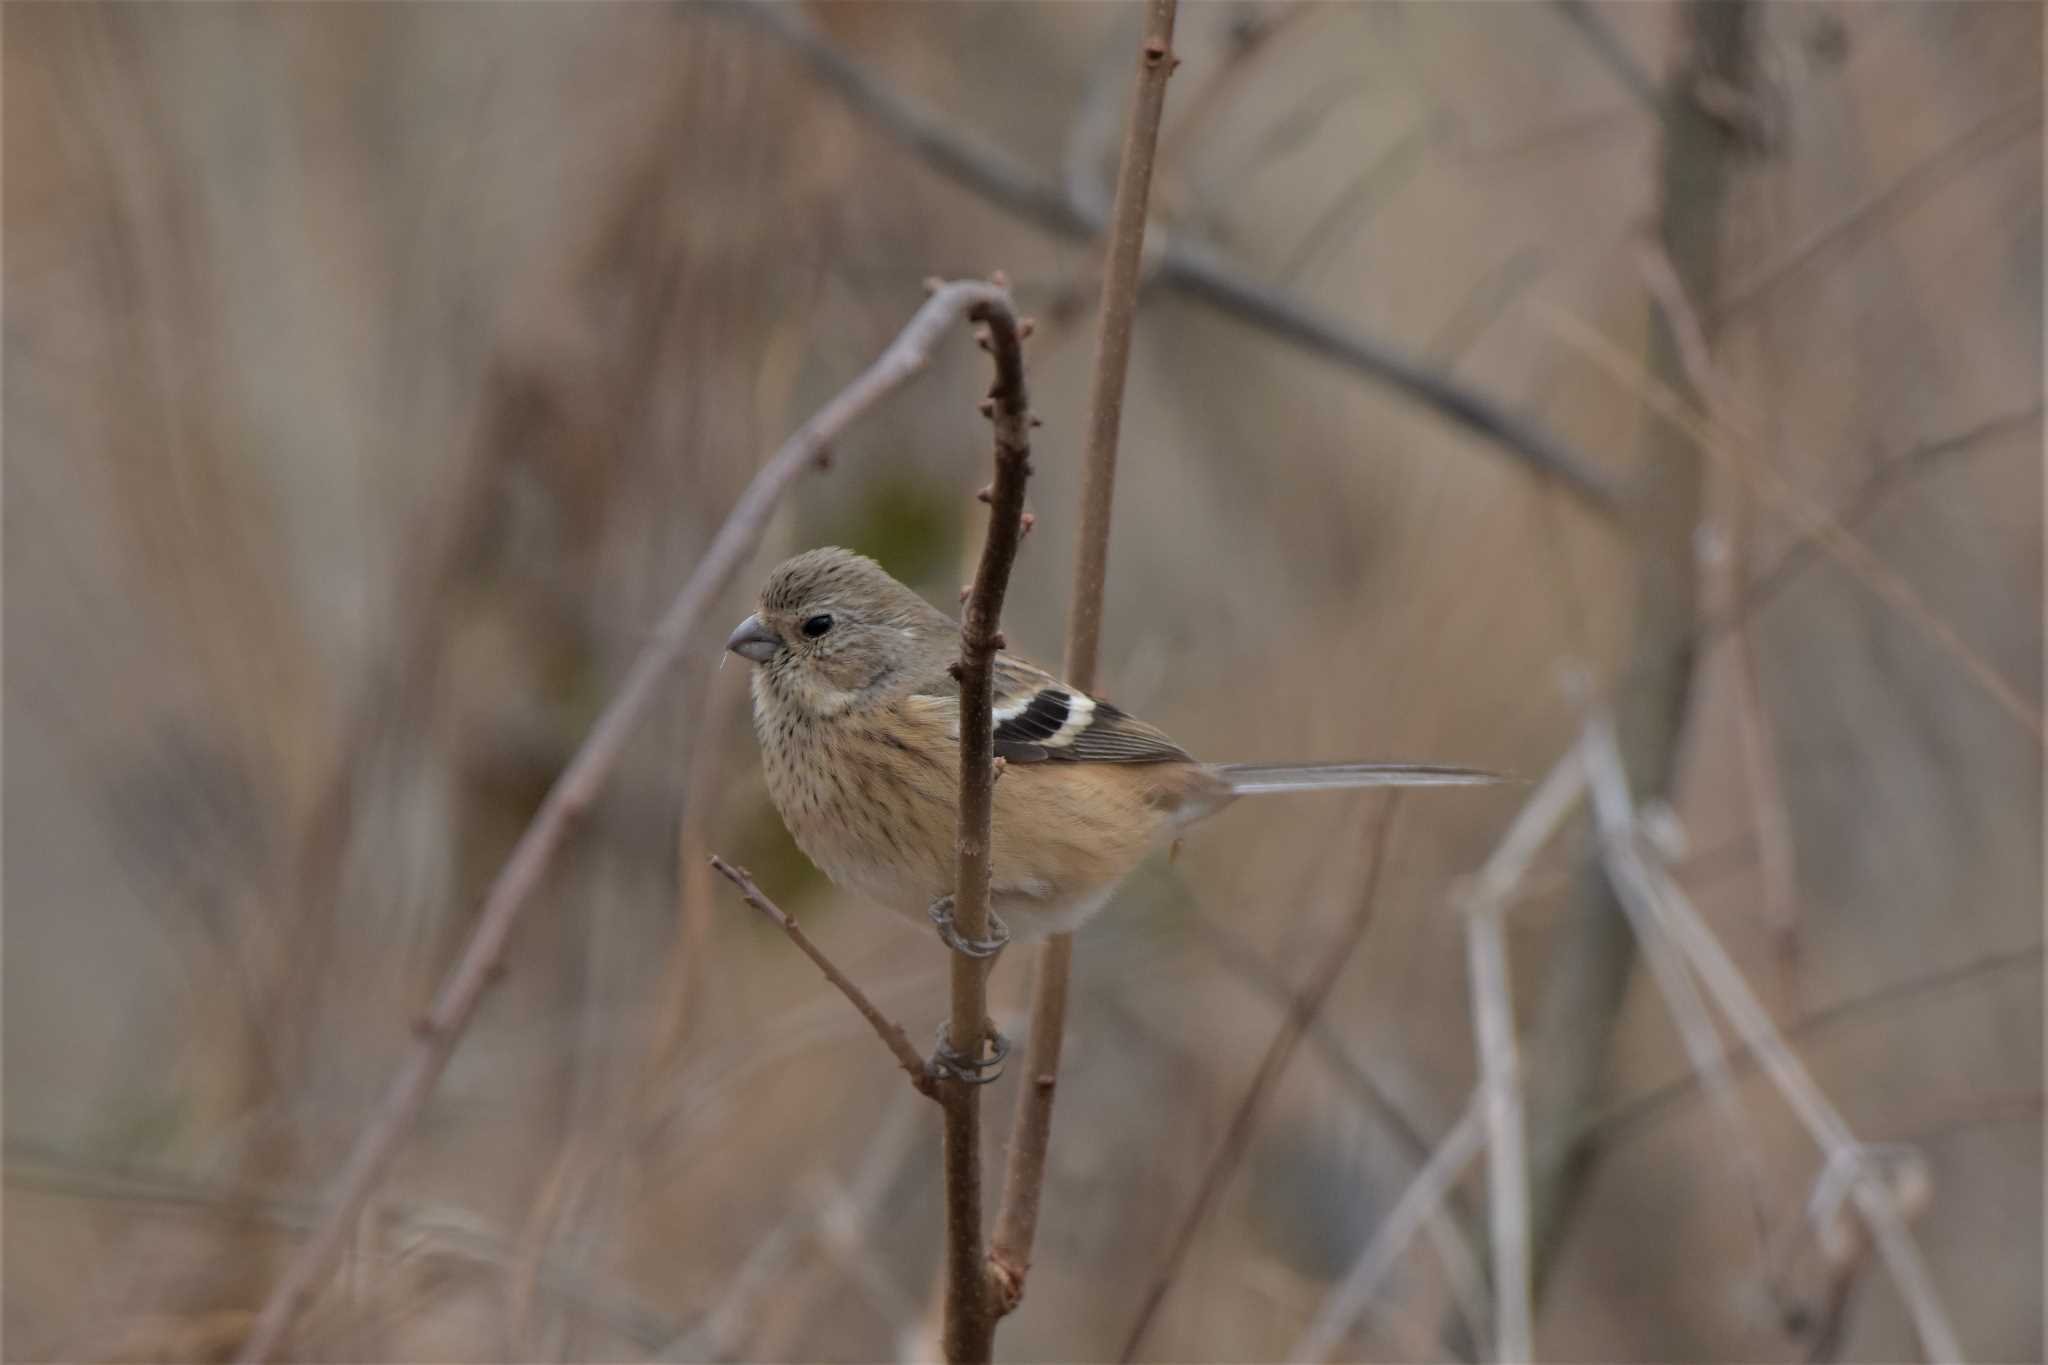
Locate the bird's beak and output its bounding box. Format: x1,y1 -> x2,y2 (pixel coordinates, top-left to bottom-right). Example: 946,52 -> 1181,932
725,613 -> 780,664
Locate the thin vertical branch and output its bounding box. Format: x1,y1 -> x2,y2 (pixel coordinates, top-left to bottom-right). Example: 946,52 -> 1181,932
987,0 -> 1179,1321
1118,798 -> 1401,1362
942,290 -> 1034,1365
1062,0 -> 1177,694
235,280 -> 1012,1363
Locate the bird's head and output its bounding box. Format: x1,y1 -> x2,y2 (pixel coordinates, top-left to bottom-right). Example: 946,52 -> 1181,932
726,547 -> 952,716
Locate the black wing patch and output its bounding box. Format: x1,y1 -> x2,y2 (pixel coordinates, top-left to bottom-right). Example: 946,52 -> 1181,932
992,688 -> 1190,765
991,687 -> 1067,763
997,690 -> 1073,742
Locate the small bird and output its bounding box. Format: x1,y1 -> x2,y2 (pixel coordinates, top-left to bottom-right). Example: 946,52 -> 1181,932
726,547 -> 1497,947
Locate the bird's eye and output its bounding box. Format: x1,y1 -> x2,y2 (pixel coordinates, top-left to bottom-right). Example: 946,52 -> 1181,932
800,614 -> 834,639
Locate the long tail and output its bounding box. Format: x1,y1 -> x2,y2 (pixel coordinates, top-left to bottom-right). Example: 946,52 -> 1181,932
1215,761 -> 1506,795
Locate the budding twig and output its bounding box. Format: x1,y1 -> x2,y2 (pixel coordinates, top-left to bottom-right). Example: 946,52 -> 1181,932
941,284 -> 1035,1363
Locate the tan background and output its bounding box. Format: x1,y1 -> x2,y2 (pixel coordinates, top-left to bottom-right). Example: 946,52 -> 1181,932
5,4 -> 2039,1361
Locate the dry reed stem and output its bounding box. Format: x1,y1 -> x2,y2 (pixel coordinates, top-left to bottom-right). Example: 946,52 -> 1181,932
987,2 -> 1179,1324
1290,1096 -> 1488,1364
1118,797 -> 1401,1362
1581,714 -> 1778,1260
1433,726 -> 1610,1365
1464,889 -> 1533,1363
1578,721 -> 1966,1364
235,279 -> 1016,1363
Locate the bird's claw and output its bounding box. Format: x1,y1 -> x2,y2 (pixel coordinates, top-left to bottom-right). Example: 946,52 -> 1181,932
927,895 -> 1011,959
929,1020 -> 1011,1086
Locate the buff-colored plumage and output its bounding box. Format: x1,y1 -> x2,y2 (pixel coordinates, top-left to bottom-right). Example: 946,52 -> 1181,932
728,547 -> 1496,941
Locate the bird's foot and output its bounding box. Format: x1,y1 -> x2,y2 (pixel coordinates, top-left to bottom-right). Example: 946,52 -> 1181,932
929,1020 -> 1011,1086
927,895 -> 1011,959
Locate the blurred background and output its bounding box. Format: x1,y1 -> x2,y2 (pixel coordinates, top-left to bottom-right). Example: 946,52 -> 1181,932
5,3 -> 2040,1361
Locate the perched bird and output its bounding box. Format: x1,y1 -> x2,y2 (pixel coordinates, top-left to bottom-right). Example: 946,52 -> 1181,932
726,547 -> 1497,947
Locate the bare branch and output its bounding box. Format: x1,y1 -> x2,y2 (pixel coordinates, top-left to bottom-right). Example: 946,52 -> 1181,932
989,0 -> 1180,1326
741,2 -> 1623,517
235,279 -> 1013,1363
1118,797 -> 1401,1362
940,285 -> 1036,1364
1291,1097 -> 1488,1364
708,856 -> 936,1100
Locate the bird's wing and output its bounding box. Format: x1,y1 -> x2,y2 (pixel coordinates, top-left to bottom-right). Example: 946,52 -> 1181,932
910,653 -> 1192,765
